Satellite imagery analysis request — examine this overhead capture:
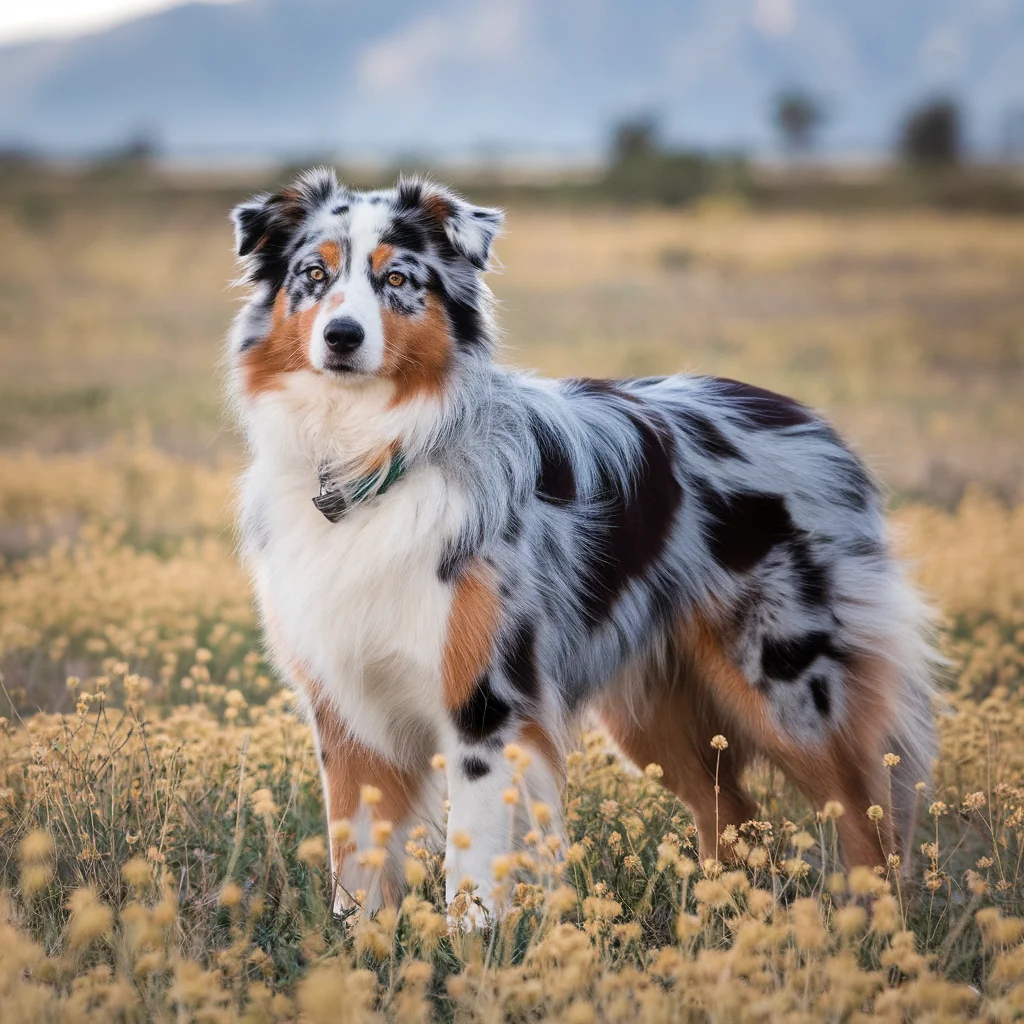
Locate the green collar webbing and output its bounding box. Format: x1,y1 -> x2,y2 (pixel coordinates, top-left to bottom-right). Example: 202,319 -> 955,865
312,450 -> 407,523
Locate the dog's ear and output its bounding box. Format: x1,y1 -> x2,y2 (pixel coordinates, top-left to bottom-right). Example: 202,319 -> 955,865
231,196 -> 274,258
230,167 -> 340,283
442,194 -> 504,270
399,178 -> 504,271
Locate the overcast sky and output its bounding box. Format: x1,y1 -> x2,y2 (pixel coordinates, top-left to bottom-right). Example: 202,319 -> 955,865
0,0 -> 238,45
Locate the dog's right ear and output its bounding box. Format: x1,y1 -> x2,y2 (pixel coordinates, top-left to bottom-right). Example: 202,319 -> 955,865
230,188 -> 308,288
231,196 -> 274,258
230,190 -> 302,287
230,169 -> 340,286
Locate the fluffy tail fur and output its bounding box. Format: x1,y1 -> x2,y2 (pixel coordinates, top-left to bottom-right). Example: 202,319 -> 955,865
881,566 -> 943,861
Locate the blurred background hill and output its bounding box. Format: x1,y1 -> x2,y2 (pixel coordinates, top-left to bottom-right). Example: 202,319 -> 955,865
1,0 -> 1023,163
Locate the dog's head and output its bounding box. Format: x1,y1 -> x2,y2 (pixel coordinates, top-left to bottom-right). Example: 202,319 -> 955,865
229,169 -> 503,403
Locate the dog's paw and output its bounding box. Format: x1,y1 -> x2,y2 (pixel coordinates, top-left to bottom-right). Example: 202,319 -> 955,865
446,892 -> 491,934
332,882 -> 370,919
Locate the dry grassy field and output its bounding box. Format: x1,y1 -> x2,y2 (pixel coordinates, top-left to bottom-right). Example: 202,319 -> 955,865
1,176 -> 1023,1021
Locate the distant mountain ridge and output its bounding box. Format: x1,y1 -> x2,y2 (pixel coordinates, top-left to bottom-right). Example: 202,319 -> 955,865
0,0 -> 1021,159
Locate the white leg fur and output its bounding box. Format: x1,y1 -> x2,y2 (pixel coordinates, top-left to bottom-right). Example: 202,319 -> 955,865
443,733 -> 566,930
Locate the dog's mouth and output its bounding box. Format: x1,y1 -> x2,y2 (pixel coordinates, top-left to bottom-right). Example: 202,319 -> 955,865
322,355 -> 360,375
320,352 -> 377,378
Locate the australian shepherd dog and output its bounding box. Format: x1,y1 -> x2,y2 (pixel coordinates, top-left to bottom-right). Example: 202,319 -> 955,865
227,169 -> 937,925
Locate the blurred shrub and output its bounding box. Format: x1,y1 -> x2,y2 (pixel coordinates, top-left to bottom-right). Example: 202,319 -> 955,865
900,98 -> 962,166
773,88 -> 827,155
601,116 -> 751,206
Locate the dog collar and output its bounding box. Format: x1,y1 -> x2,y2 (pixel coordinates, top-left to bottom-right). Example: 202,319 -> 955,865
313,450 -> 407,523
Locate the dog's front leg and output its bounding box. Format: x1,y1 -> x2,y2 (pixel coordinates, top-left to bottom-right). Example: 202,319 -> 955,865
308,687 -> 427,915
442,706 -> 566,930
443,734 -> 519,928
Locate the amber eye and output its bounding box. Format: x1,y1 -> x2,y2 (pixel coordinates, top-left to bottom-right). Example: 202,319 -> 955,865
386,271 -> 406,288
307,266 -> 325,282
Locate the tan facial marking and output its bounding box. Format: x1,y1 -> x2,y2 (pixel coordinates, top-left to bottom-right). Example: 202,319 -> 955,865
240,289 -> 319,397
318,240 -> 342,272
370,243 -> 395,275
381,293 -> 452,406
326,292 -> 346,313
442,558 -> 501,712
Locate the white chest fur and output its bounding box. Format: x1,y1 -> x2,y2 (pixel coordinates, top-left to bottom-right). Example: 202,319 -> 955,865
238,384 -> 462,764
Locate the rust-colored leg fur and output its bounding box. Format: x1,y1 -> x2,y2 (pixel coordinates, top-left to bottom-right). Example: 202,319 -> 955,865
598,663 -> 757,860
601,617 -> 897,869
307,686 -> 423,909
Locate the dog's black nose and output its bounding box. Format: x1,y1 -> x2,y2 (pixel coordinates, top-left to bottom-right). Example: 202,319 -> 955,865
324,317 -> 364,354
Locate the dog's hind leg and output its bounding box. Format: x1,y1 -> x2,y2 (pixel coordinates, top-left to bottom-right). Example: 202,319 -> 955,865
680,615 -> 899,869
597,650 -> 759,863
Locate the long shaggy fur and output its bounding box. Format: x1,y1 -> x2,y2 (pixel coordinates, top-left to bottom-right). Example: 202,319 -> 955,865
227,169 -> 938,920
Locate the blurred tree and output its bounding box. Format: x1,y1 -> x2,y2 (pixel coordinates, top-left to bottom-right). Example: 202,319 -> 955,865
900,99 -> 961,165
611,116 -> 660,162
605,115 -> 749,206
773,90 -> 826,155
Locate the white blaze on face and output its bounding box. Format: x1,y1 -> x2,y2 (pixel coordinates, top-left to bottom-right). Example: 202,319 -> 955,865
309,201 -> 391,375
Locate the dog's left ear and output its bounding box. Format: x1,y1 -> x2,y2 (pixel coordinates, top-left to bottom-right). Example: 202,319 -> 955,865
404,180 -> 504,270
438,194 -> 504,270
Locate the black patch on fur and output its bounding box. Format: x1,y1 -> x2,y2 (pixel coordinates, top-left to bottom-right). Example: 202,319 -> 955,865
702,488 -> 796,573
331,204 -> 350,216
530,415 -> 577,505
438,535 -> 475,584
578,413 -> 682,627
304,174 -> 336,208
808,676 -> 832,717
761,631 -> 841,682
396,180 -> 424,210
710,377 -> 815,429
451,674 -> 511,742
788,536 -> 831,608
461,756 -> 491,780
676,408 -> 745,460
503,620 -> 538,700
440,293 -> 485,348
382,217 -> 427,255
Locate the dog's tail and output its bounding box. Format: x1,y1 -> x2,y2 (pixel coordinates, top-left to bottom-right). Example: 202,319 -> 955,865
879,566 -> 943,860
